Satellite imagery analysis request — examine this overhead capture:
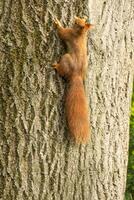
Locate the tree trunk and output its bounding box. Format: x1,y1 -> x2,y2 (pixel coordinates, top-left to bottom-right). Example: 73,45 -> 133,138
0,0 -> 133,199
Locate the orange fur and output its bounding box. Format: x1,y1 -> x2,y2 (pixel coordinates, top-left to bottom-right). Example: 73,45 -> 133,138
53,17 -> 92,143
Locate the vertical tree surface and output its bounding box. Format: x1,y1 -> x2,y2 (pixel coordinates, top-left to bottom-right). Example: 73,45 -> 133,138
0,0 -> 133,199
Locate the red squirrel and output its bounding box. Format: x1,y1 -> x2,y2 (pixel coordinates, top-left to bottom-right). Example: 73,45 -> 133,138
53,16 -> 92,143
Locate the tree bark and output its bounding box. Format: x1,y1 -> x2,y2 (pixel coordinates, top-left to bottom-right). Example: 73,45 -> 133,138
0,0 -> 133,200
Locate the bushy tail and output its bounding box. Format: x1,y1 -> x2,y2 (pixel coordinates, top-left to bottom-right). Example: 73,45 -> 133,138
65,76 -> 90,143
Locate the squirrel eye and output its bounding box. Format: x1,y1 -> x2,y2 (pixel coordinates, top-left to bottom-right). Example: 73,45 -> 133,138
80,26 -> 84,29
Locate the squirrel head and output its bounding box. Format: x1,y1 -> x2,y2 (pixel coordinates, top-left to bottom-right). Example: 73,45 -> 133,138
74,16 -> 93,32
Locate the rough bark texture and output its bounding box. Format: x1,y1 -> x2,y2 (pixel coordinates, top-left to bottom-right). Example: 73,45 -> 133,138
0,0 -> 133,200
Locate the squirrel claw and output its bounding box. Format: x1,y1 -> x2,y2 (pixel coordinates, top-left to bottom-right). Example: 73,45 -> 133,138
54,18 -> 62,28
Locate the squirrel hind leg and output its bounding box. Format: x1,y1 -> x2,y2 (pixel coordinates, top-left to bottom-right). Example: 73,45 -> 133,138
53,54 -> 72,77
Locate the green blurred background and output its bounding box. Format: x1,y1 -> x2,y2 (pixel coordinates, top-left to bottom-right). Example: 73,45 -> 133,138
125,82 -> 134,200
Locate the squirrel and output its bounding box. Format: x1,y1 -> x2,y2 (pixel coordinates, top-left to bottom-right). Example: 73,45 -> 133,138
52,16 -> 92,143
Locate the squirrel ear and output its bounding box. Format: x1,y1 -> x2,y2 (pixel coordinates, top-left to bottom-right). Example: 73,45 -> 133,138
85,23 -> 93,29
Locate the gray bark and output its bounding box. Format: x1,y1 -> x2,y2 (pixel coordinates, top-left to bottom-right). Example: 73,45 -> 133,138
0,0 -> 133,200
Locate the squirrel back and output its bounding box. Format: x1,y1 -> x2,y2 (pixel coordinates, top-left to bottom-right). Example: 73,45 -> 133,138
65,76 -> 90,143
